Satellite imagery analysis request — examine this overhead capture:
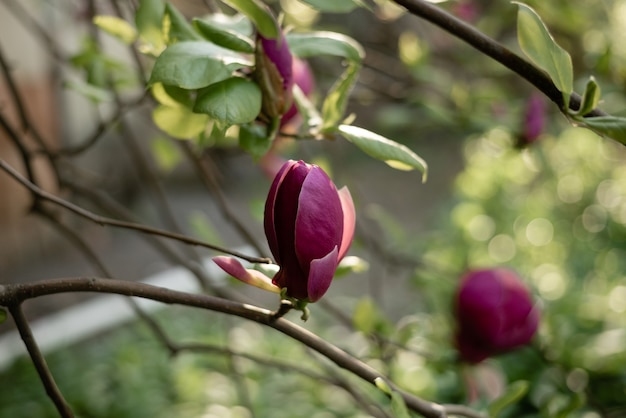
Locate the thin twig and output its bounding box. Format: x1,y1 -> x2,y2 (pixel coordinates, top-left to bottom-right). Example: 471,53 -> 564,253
0,43 -> 53,155
0,277 -> 486,418
391,0 -> 607,117
0,158 -> 271,264
0,113 -> 36,185
53,93 -> 148,156
64,180 -> 214,292
178,141 -> 267,256
7,304 -> 74,418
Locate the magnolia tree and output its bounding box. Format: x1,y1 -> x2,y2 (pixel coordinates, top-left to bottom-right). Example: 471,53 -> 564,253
1,0 -> 625,417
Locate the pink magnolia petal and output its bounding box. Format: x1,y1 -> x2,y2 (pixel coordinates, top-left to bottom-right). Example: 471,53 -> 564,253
337,186 -> 355,261
307,246 -> 339,302
213,256 -> 280,293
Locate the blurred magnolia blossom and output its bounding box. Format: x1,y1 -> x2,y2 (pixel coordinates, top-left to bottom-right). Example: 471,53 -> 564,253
452,0 -> 479,22
454,268 -> 540,363
214,160 -> 355,303
519,93 -> 546,146
255,29 -> 294,119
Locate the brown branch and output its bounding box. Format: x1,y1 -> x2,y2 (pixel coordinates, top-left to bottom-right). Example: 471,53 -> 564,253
0,113 -> 36,185
7,304 -> 74,418
53,93 -> 148,156
390,0 -> 607,117
0,43 -> 52,154
0,158 -> 271,264
0,277 -> 486,418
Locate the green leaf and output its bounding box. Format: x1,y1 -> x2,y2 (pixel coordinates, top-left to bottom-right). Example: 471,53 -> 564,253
150,136 -> 183,172
292,84 -> 322,128
201,13 -> 253,36
489,381 -> 529,418
321,62 -> 360,130
286,31 -> 365,61
193,19 -> 255,53
152,104 -> 209,139
151,82 -> 193,107
285,32 -> 364,130
0,308 -> 7,324
579,116 -> 626,145
93,15 -> 138,45
374,377 -> 410,418
164,2 -> 201,43
374,378 -> 392,395
135,0 -> 165,52
390,391 -> 411,418
239,123 -> 272,158
515,2 -> 573,105
296,0 -> 362,13
194,77 -> 262,125
338,124 -> 428,181
221,0 -> 279,39
149,41 -> 251,89
572,76 -> 601,116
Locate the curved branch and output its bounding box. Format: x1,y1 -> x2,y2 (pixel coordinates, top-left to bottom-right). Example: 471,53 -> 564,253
391,0 -> 607,117
0,277 -> 486,418
0,158 -> 271,264
8,304 -> 74,418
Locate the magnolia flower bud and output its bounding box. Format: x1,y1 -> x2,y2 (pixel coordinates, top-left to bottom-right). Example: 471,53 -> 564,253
454,268 -> 540,363
213,160 -> 355,303
255,30 -> 294,119
265,160 -> 355,301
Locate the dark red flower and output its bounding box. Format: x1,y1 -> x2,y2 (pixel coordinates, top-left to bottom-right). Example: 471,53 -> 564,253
255,30 -> 294,119
454,268 -> 540,363
520,93 -> 546,145
214,160 -> 355,302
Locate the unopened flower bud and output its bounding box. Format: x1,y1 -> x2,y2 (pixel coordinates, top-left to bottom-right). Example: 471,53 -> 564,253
214,160 -> 355,303
255,30 -> 294,119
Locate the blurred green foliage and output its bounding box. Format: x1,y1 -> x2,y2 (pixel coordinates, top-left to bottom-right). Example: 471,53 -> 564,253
415,126 -> 626,417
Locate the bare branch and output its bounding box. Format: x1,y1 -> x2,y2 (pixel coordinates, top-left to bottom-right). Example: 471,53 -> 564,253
0,277 -> 486,418
7,304 -> 74,418
178,141 -> 267,256
0,158 -> 271,264
391,0 -> 606,117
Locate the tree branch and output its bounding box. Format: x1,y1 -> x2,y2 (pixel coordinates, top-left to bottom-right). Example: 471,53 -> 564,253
8,304 -> 74,418
390,0 -> 607,117
0,277 -> 486,418
0,158 -> 271,264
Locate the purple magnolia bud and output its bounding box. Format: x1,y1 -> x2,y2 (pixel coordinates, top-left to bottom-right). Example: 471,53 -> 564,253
454,268 -> 540,363
264,160 -> 355,302
213,160 -> 355,303
520,93 -> 546,145
255,30 -> 294,119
